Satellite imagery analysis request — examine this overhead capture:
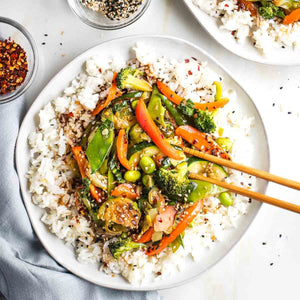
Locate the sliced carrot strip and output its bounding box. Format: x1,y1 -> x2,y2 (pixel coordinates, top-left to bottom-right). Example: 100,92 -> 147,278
136,227 -> 154,243
157,80 -> 184,105
175,125 -> 231,160
194,98 -> 229,111
283,8 -> 300,25
92,72 -> 122,116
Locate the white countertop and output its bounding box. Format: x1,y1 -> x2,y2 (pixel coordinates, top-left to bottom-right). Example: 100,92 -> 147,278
2,0 -> 300,299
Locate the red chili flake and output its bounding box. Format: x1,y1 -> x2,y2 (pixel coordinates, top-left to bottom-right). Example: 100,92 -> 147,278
98,68 -> 102,73
198,65 -> 200,71
188,70 -> 193,75
225,4 -> 229,7
68,112 -> 74,117
185,59 -> 190,63
0,39 -> 28,95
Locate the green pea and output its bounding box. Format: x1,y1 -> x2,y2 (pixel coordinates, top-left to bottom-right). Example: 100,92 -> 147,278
124,170 -> 141,182
131,100 -> 139,110
139,156 -> 156,174
142,175 -> 154,188
219,192 -> 233,207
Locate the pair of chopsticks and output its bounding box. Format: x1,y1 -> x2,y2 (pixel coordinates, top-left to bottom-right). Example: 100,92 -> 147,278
183,147 -> 300,214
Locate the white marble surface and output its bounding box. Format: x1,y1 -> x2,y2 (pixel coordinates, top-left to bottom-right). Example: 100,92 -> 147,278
1,0 -> 300,299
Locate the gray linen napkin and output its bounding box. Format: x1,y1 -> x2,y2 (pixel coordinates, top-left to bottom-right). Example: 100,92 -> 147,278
0,98 -> 160,300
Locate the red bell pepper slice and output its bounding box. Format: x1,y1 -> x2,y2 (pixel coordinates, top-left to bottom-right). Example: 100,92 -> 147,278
116,129 -> 131,170
135,99 -> 185,161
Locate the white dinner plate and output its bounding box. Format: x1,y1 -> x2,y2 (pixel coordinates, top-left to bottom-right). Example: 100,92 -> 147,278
183,0 -> 300,66
16,35 -> 270,290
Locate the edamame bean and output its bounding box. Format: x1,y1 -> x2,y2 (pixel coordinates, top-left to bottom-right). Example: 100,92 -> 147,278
124,170 -> 141,182
218,192 -> 233,206
139,156 -> 156,174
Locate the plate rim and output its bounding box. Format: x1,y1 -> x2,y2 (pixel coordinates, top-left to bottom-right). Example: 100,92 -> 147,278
15,34 -> 270,291
183,0 -> 300,66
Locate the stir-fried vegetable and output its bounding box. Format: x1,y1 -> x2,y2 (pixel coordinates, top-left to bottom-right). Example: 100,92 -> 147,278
135,99 -> 185,160
116,67 -> 152,91
86,119 -> 114,173
194,110 -> 216,134
70,65 -> 238,259
283,6 -> 300,23
109,238 -> 144,259
175,125 -> 231,160
154,162 -> 196,202
146,199 -> 204,256
92,72 -> 121,116
148,86 -> 166,127
116,129 -> 131,170
258,1 -> 285,19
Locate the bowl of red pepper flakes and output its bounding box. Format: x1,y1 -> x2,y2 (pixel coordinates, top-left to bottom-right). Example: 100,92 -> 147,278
0,17 -> 38,104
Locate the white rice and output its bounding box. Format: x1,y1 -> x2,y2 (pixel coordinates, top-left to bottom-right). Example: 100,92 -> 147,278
27,43 -> 256,284
192,0 -> 300,54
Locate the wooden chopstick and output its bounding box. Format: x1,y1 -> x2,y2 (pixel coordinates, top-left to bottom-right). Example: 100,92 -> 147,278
183,147 -> 300,191
189,173 -> 300,214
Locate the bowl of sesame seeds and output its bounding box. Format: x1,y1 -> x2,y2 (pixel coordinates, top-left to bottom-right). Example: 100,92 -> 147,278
0,17 -> 38,105
67,0 -> 151,30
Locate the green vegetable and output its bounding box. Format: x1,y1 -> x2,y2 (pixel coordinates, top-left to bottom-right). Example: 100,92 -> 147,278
187,158 -> 228,181
131,100 -> 139,110
78,178 -> 101,223
170,233 -> 184,253
112,100 -> 127,114
219,192 -> 234,206
116,67 -> 152,91
215,137 -> 233,152
86,119 -> 114,173
154,162 -> 196,202
142,175 -> 155,189
99,158 -> 108,175
114,91 -> 143,101
148,86 -> 166,127
258,1 -> 285,19
129,124 -> 151,144
159,92 -> 188,126
274,0 -> 300,12
80,121 -> 94,150
139,156 -> 156,174
107,169 -> 115,199
108,238 -> 144,259
162,157 -> 171,169
187,180 -> 226,202
178,99 -> 195,117
124,170 -> 141,182
194,110 -> 216,134
140,155 -> 155,172
213,81 -> 223,101
108,155 -> 124,183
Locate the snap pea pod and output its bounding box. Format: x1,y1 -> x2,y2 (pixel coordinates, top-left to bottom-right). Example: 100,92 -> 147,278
158,90 -> 188,126
148,85 -> 166,127
114,91 -> 143,101
86,119 -> 114,173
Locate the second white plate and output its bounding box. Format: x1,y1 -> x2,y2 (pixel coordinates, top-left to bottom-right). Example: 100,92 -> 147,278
183,0 -> 300,66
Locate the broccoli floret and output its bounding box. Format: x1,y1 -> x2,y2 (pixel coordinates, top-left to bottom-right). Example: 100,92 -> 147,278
116,67 -> 152,92
194,110 -> 216,134
154,163 -> 196,202
258,1 -> 285,19
178,99 -> 195,117
108,238 -> 143,259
